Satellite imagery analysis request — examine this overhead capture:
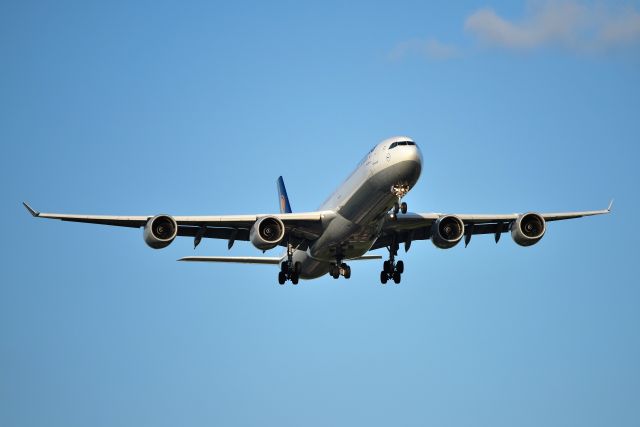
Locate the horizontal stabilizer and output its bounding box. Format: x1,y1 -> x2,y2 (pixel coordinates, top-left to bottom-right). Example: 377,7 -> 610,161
178,256 -> 281,264
351,255 -> 382,261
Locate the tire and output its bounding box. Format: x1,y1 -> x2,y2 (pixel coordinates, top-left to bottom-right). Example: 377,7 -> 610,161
344,265 -> 351,279
400,202 -> 407,214
393,202 -> 400,214
383,260 -> 392,274
393,271 -> 401,284
278,271 -> 286,285
380,271 -> 388,284
396,260 -> 404,274
330,264 -> 337,277
291,273 -> 299,285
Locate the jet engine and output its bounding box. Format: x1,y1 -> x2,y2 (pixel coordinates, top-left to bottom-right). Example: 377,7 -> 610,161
431,215 -> 465,249
250,216 -> 285,250
511,213 -> 546,247
143,215 -> 178,249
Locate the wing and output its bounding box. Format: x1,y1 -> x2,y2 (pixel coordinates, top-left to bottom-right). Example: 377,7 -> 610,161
372,201 -> 613,250
23,202 -> 326,248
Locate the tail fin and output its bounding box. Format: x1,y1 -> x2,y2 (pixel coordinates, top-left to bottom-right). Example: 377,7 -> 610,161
276,176 -> 292,213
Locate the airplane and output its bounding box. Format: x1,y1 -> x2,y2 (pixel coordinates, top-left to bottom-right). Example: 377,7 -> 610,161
23,136 -> 612,285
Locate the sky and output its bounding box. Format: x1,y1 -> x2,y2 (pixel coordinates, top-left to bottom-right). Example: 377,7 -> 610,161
1,1 -> 639,426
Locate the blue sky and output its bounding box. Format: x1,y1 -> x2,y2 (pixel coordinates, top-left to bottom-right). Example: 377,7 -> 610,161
1,1 -> 639,426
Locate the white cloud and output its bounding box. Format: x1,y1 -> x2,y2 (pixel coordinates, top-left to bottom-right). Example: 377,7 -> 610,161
390,38 -> 459,60
464,1 -> 640,52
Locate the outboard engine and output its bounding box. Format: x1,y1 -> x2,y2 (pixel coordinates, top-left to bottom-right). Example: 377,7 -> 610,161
511,213 -> 546,246
250,216 -> 285,250
431,215 -> 465,249
144,215 -> 178,249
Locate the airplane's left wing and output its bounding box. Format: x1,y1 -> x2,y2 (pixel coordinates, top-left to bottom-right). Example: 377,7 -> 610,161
373,201 -> 612,250
22,202 -> 326,248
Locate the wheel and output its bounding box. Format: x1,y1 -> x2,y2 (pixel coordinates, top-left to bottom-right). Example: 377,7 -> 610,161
383,260 -> 392,274
330,264 -> 338,277
291,274 -> 299,285
332,270 -> 340,279
380,271 -> 388,284
278,271 -> 286,285
396,260 -> 404,274
343,265 -> 351,279
393,202 -> 400,214
400,202 -> 407,214
393,271 -> 401,284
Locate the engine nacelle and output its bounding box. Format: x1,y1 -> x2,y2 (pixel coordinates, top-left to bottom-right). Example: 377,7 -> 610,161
431,215 -> 465,249
143,215 -> 178,249
511,213 -> 546,247
250,216 -> 285,251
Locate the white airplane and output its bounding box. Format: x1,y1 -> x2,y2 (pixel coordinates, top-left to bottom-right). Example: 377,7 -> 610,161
23,136 -> 612,285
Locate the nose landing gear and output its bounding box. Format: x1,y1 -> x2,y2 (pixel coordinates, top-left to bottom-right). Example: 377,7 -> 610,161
390,184 -> 410,219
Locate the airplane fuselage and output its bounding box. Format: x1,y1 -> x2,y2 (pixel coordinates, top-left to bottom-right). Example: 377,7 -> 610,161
292,136 -> 422,279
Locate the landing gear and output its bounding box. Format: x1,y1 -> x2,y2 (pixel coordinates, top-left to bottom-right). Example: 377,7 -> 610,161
380,240 -> 404,285
279,243 -> 301,285
330,260 -> 351,280
390,184 -> 410,218
380,271 -> 388,284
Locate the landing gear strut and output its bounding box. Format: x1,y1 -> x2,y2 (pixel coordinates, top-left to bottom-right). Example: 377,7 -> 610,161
380,240 -> 404,284
278,243 -> 301,285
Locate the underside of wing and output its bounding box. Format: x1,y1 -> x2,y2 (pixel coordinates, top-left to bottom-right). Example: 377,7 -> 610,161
23,202 -> 327,249
373,201 -> 612,250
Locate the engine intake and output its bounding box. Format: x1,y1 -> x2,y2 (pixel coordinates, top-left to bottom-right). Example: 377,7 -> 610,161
250,216 -> 285,250
144,215 -> 178,249
431,215 -> 465,249
511,213 -> 546,246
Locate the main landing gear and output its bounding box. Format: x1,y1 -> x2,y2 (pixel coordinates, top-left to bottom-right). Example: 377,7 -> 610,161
329,261 -> 351,280
380,242 -> 403,285
278,244 -> 301,285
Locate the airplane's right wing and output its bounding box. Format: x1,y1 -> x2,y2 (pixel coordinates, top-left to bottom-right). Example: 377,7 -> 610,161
23,202 -> 328,249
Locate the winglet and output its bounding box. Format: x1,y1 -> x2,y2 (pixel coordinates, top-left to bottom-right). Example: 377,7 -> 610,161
23,202 -> 40,217
607,199 -> 614,212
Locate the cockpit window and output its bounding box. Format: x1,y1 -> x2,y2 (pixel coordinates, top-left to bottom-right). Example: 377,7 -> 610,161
389,141 -> 415,149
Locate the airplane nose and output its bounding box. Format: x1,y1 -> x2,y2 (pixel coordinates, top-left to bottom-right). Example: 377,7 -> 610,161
411,144 -> 423,166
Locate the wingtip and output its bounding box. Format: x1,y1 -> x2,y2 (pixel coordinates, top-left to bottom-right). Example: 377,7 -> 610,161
22,202 -> 40,217
607,199 -> 614,212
